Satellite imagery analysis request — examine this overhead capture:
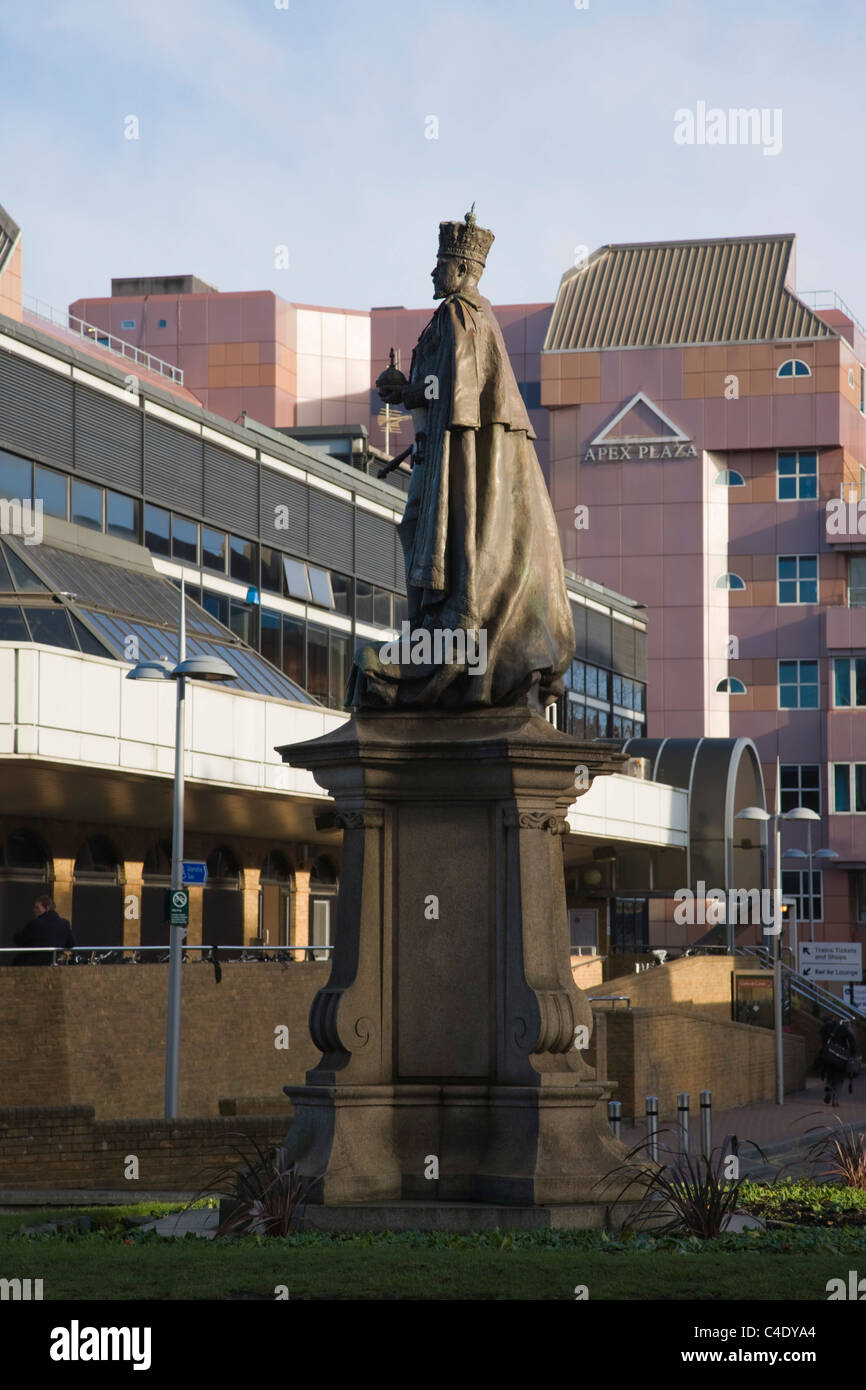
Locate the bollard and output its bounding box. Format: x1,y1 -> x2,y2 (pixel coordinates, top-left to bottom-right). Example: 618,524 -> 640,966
700,1089 -> 712,1157
608,1099 -> 622,1141
646,1095 -> 659,1163
677,1092 -> 690,1159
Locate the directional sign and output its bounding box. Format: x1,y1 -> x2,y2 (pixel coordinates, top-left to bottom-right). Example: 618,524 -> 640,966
798,942 -> 862,982
166,888 -> 190,927
181,861 -> 208,886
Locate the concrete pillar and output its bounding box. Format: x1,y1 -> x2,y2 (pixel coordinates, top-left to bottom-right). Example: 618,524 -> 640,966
243,866 -> 261,945
52,857 -> 75,921
122,860 -> 143,947
293,867 -> 311,953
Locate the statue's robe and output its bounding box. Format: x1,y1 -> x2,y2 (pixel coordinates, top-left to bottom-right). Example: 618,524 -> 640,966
348,290 -> 574,709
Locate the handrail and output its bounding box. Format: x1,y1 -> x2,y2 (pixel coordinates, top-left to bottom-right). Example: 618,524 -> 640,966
22,294 -> 184,386
737,944 -> 862,1025
0,944 -> 333,961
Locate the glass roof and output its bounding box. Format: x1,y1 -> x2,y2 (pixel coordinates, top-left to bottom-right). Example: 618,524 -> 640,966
0,540 -> 317,704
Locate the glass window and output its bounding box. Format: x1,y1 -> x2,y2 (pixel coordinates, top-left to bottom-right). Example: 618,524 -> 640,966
564,698 -> 585,737
202,527 -> 226,573
0,545 -> 13,591
777,451 -> 817,501
260,547 -> 282,593
229,535 -> 255,584
780,659 -> 819,709
393,593 -> 408,627
373,587 -> 392,627
850,556 -> 866,608
70,614 -> 109,657
260,608 -> 280,667
857,658 -> 866,707
781,869 -> 822,924
355,580 -> 374,624
0,604 -> 29,640
172,515 -> 198,564
4,548 -> 45,591
282,615 -> 305,687
70,479 -> 103,531
308,565 -> 335,609
715,470 -> 745,487
834,764 -> 851,813
0,450 -> 31,501
835,658 -> 852,707
34,465 -> 67,520
106,490 -> 139,542
778,555 -> 818,605
307,623 -> 329,701
596,668 -> 609,702
283,556 -> 310,601
144,504 -> 170,556
633,682 -> 645,713
202,591 -> 229,627
228,598 -> 255,646
781,764 -> 821,814
857,764 -> 866,814
21,607 -> 77,650
331,572 -> 351,616
585,665 -> 597,699
328,631 -> 350,709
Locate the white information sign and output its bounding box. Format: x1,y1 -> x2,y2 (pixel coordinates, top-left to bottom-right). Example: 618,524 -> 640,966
798,942 -> 862,982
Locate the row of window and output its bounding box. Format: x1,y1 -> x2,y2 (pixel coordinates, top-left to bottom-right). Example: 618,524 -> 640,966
754,760 -> 866,816
717,555 -> 866,607
175,583 -> 352,709
775,658 -> 866,709
0,450 -> 405,631
713,451 -> 866,502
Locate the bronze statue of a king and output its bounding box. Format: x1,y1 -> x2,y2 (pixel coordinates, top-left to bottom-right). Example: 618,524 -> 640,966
347,207 -> 574,712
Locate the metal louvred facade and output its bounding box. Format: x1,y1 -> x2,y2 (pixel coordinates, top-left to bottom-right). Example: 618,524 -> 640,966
0,351 -> 74,466
74,385 -> 142,490
544,234 -> 835,352
143,416 -> 203,512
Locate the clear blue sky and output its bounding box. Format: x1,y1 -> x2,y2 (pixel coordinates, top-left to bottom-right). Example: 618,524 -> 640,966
1,0 -> 864,321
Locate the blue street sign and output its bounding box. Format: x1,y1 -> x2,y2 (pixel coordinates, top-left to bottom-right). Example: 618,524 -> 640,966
181,861 -> 208,885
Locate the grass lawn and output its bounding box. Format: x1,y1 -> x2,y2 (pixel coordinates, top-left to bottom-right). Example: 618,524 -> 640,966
1,1206 -> 863,1299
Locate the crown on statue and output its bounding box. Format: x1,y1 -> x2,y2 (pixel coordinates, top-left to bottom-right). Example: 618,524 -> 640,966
437,203 -> 494,269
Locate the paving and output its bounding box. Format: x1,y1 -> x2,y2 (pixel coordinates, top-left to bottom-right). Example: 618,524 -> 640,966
618,1074 -> 866,1178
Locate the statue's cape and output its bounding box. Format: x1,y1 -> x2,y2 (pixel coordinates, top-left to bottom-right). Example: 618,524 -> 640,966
406,293 -> 535,592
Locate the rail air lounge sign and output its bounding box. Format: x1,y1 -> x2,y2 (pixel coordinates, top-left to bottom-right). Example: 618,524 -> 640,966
583,392 -> 697,462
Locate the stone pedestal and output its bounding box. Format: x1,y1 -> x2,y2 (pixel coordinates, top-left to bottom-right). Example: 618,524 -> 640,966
276,707 -> 628,1211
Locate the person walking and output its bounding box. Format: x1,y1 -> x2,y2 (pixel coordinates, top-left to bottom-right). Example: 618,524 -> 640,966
819,1017 -> 857,1107
13,895 -> 75,965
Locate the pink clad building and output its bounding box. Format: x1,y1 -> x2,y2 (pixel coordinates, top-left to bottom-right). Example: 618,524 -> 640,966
543,233 -> 866,945
70,281 -> 551,474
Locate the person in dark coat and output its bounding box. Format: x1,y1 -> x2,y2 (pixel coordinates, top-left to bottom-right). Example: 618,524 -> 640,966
819,1017 -> 856,1106
13,895 -> 75,965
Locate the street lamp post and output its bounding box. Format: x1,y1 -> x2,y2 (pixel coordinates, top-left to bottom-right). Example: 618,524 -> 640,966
126,578 -> 237,1117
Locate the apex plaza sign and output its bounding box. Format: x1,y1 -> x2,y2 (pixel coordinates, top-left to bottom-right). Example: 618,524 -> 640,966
582,391 -> 698,463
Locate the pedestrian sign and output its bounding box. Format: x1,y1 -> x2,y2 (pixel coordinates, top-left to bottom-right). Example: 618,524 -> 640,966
166,888 -> 190,927
181,861 -> 208,886
798,941 -> 861,982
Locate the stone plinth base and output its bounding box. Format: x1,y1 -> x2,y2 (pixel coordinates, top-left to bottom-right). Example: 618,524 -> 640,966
297,1200 -> 626,1233
277,708 -> 629,1220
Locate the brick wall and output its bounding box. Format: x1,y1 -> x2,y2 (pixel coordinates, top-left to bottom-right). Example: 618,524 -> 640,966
604,1008 -> 806,1120
596,955 -> 736,1021
0,1105 -> 287,1190
0,962 -> 327,1119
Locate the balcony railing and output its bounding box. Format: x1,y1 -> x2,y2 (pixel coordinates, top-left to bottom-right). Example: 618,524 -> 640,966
22,294 -> 184,386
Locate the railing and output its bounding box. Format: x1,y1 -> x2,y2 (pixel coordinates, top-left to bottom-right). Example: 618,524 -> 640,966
0,944 -> 333,964
737,944 -> 862,1025
798,289 -> 866,347
22,294 -> 184,386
